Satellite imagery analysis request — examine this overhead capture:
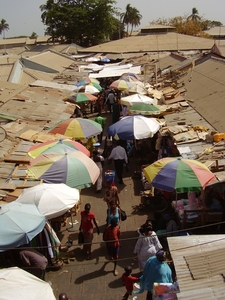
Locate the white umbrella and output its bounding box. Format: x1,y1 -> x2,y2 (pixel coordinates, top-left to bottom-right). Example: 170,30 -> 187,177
107,115 -> 160,140
16,183 -> 80,219
120,94 -> 155,106
0,267 -> 56,300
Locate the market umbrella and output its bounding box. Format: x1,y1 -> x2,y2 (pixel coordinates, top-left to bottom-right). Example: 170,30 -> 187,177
26,151 -> 100,189
120,72 -> 139,81
0,202 -> 46,251
144,157 -> 216,193
120,94 -> 154,106
74,83 -> 102,94
109,79 -> 134,91
16,183 -> 80,220
107,115 -> 160,140
67,92 -> 97,104
129,103 -> 160,115
75,77 -> 99,87
28,139 -> 90,158
48,118 -> 102,140
0,267 -> 56,300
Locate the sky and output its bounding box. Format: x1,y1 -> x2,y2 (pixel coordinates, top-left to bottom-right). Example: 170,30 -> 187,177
1,0 -> 225,38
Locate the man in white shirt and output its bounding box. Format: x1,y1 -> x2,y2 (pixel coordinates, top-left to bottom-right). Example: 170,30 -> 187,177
108,140 -> 128,184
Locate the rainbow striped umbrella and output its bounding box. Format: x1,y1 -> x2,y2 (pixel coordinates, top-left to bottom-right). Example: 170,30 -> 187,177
110,79 -> 134,91
75,77 -> 100,87
49,118 -> 102,140
144,157 -> 216,193
28,139 -> 90,158
27,152 -> 100,189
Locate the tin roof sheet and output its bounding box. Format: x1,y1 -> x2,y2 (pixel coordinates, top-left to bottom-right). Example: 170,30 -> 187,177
183,56 -> 225,133
80,33 -> 214,54
168,235 -> 225,300
25,51 -> 75,73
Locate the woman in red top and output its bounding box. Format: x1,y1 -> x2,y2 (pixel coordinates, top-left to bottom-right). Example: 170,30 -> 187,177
103,218 -> 121,276
79,203 -> 100,260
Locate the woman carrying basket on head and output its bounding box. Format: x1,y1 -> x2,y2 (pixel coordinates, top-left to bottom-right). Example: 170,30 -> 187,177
103,171 -> 120,208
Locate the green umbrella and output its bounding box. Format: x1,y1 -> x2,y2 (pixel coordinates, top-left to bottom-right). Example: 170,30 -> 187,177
129,103 -> 160,115
68,92 -> 97,104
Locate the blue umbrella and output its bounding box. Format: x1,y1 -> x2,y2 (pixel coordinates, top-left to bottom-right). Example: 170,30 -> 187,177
0,202 -> 46,251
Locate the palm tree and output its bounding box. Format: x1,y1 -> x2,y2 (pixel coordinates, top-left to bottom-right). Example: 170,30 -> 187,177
0,19 -> 9,54
0,19 -> 9,39
121,4 -> 142,36
129,7 -> 142,35
120,4 -> 132,35
40,0 -> 56,43
187,7 -> 201,22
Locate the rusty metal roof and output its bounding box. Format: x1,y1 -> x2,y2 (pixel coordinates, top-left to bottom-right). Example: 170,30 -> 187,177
168,235 -> 225,299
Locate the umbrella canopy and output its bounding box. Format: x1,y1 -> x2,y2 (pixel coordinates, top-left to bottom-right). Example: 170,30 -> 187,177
68,92 -> 97,104
27,151 -> 100,189
120,94 -> 154,106
107,115 -> 160,140
120,72 -> 139,81
75,77 -> 99,87
0,267 -> 56,300
0,202 -> 46,251
48,118 -> 102,140
110,79 -> 134,91
28,139 -> 90,158
74,83 -> 102,94
16,183 -> 80,219
129,103 -> 160,115
144,157 -> 216,193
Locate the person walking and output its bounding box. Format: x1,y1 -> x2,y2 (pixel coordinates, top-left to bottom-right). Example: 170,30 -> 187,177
103,180 -> 120,208
134,250 -> 173,300
93,149 -> 104,193
121,265 -> 139,300
103,218 -> 121,276
94,113 -> 105,144
133,225 -> 162,271
106,199 -> 120,226
108,140 -> 128,184
79,203 -> 100,260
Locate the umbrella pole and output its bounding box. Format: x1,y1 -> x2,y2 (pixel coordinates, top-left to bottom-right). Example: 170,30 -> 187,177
175,190 -> 178,209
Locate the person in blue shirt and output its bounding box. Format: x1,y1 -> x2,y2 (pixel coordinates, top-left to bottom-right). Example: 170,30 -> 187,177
134,250 -> 173,299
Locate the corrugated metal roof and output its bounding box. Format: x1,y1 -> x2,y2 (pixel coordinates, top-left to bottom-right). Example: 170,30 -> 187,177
204,26 -> 225,36
0,64 -> 12,81
183,56 -> 225,133
25,51 -> 75,73
81,33 -> 214,54
0,80 -> 26,104
168,235 -> 225,299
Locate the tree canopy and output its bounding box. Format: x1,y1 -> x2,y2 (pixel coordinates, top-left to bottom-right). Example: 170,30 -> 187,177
40,0 -> 118,46
150,8 -> 222,37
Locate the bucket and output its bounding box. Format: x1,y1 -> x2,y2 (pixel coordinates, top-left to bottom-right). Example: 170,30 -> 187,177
105,170 -> 115,183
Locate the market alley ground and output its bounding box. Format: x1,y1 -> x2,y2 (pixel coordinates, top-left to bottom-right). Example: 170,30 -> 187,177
45,112 -> 154,300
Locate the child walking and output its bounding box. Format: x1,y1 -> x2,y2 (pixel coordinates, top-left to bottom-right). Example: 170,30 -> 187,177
121,265 -> 139,300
